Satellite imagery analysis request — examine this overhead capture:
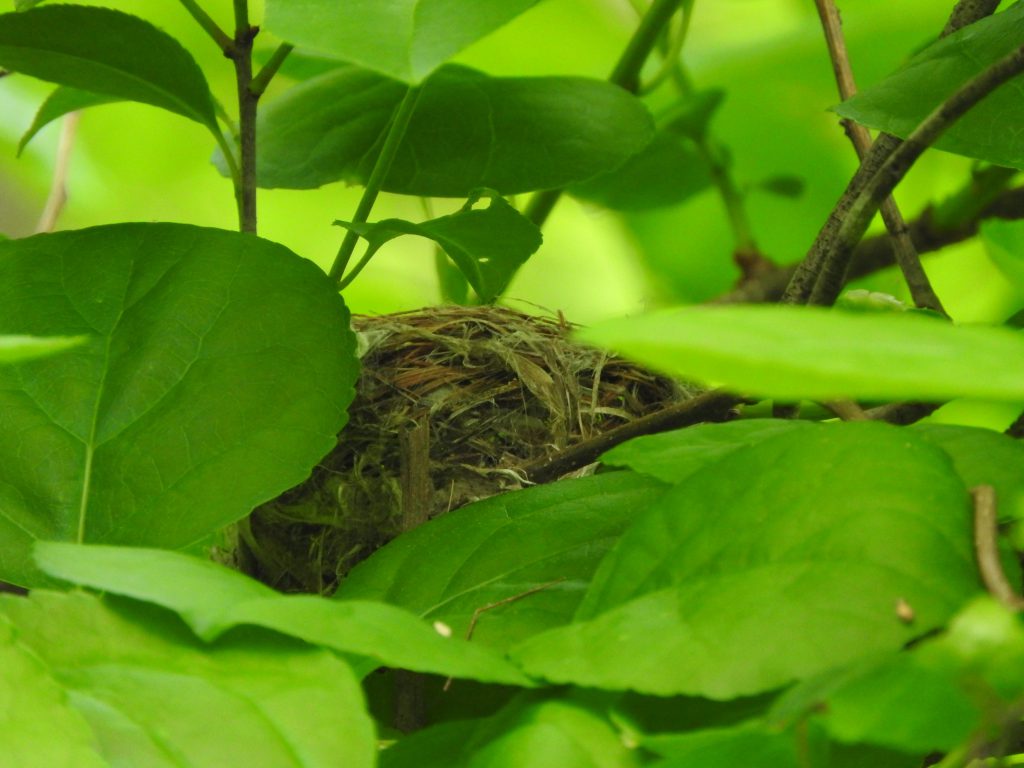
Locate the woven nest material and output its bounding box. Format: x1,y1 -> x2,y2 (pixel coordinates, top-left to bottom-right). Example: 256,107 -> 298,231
237,305 -> 696,594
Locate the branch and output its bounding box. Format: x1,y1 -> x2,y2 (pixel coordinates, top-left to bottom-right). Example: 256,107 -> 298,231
971,485 -> 1024,611
229,0 -> 258,233
35,112 -> 80,233
250,43 -> 293,98
943,0 -> 1002,37
813,0 -> 946,315
177,0 -> 234,53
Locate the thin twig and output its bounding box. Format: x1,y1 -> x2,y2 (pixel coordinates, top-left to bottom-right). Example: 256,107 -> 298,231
822,400 -> 868,421
943,0 -> 1002,38
813,0 -> 946,315
229,0 -> 258,233
250,43 -> 293,98
971,485 -> 1024,611
35,112 -> 80,234
177,0 -> 234,53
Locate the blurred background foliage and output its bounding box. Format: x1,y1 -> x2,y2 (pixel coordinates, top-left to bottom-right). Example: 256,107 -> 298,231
0,0 -> 1018,324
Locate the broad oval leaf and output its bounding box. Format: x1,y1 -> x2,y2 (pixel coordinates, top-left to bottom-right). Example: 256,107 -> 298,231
249,64 -> 655,196
576,305 -> 1024,402
0,5 -> 217,131
336,189 -> 542,302
0,224 -> 358,587
336,471 -> 669,652
265,0 -> 543,84
2,591 -> 375,768
19,86 -> 118,155
834,2 -> 1024,168
512,422 -> 981,697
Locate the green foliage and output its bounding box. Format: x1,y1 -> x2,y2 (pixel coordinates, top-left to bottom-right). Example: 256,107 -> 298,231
18,87 -> 118,155
0,224 -> 358,587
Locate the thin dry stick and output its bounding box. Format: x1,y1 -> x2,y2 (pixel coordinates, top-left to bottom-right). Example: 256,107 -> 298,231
813,0 -> 946,315
971,485 -> 1024,611
35,112 -> 80,234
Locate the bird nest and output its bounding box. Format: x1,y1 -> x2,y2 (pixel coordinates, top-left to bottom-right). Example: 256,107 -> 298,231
234,305 -> 695,594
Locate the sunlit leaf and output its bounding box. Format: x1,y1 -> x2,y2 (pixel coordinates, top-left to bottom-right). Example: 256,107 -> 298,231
0,334 -> 85,363
264,0 -> 543,83
0,224 -> 358,587
576,305 -> 1024,401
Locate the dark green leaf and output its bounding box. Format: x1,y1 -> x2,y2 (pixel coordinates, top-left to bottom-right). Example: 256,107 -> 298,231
19,86 -> 117,155
834,2 -> 1024,168
576,305 -> 1024,401
661,89 -> 726,141
35,543 -> 532,686
569,131 -> 711,211
265,0 -> 543,83
0,224 -> 358,587
982,218 -> 1024,292
1,591 -> 375,767
336,471 -> 669,652
0,6 -> 217,132
512,423 -> 980,697
0,334 -> 86,363
337,190 -> 542,302
755,175 -> 805,198
247,64 -> 654,196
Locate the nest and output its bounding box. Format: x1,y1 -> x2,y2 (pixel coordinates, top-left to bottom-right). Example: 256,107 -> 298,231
236,305 -> 695,594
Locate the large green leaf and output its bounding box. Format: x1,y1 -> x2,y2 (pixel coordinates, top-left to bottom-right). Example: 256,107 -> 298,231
336,471 -> 669,652
337,190 -> 542,302
511,423 -> 980,697
35,543 -> 531,686
0,615 -> 108,767
1,591 -> 375,768
0,224 -> 358,587
19,86 -> 118,155
834,1 -> 1024,168
577,305 -> 1024,401
249,64 -> 655,196
0,5 -> 217,132
264,0 -> 542,84
381,694 -> 641,768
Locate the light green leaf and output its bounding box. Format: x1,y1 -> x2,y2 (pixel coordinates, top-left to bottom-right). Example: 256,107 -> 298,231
644,723 -> 802,768
981,218 -> 1024,293
834,2 -> 1024,168
0,615 -> 108,767
248,64 -> 655,197
336,472 -> 669,653
19,86 -> 118,155
0,334 -> 86,363
0,224 -> 358,587
337,189 -> 542,302
35,543 -> 532,686
381,695 -> 641,768
265,0 -> 542,84
1,591 -> 375,768
568,131 -> 711,211
0,6 -> 217,132
576,305 -> 1024,401
512,423 -> 980,697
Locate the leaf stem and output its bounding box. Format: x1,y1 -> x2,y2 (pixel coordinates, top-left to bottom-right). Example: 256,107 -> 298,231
177,0 -> 233,53
229,0 -> 258,233
524,0 -> 685,228
330,85 -> 423,285
250,43 -> 293,98
972,484 -> 1024,611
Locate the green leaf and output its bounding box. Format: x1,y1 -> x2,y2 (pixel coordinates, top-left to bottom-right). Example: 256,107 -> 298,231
337,190 -> 542,302
0,615 -> 108,767
982,218 -> 1024,292
0,224 -> 358,587
1,591 -> 375,768
35,543 -> 532,686
834,2 -> 1024,168
771,598 -> 1024,754
512,422 -> 980,697
19,86 -> 118,155
568,131 -> 711,211
264,0 -> 542,84
755,175 -> 805,199
661,89 -> 726,141
576,305 -> 1024,402
0,334 -> 86,363
336,472 -> 669,653
249,64 -> 655,196
253,47 -> 345,81
644,722 -> 802,768
0,6 -> 217,132
600,419 -> 813,484
381,694 -> 641,768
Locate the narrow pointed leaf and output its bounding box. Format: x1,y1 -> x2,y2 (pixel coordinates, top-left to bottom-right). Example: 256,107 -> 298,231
0,224 -> 358,587
19,86 -> 118,155
265,0 -> 542,84
577,305 -> 1024,401
337,190 -> 541,302
0,6 -> 218,132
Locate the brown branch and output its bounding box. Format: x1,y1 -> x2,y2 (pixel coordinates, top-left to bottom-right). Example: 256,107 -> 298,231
943,0 -> 1002,37
525,389 -> 740,483
35,112 -> 80,233
971,485 -> 1024,611
813,0 -> 946,315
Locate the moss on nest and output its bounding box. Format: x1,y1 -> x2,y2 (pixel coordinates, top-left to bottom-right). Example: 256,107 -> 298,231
235,305 -> 695,594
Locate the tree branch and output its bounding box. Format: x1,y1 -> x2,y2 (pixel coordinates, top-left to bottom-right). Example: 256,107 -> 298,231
229,0 -> 258,233
971,485 -> 1024,611
35,112 -> 80,233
